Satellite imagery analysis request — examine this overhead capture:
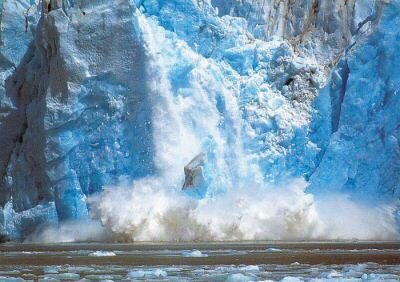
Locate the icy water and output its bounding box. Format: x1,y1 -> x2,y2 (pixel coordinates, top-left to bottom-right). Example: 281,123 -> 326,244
1,242 -> 400,281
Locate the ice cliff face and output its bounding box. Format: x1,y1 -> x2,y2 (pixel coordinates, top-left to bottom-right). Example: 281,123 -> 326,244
310,2 -> 400,199
0,0 -> 398,240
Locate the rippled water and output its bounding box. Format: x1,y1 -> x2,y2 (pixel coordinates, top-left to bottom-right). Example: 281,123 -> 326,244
1,242 -> 400,281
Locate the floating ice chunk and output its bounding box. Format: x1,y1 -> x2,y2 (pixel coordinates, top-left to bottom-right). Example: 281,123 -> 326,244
153,269 -> 167,277
227,273 -> 255,282
43,266 -> 60,274
326,270 -> 342,278
67,266 -> 96,273
44,273 -> 81,280
0,277 -> 25,282
0,271 -> 20,276
342,263 -> 368,278
84,274 -> 123,280
182,249 -> 208,257
280,277 -> 303,282
368,273 -> 400,280
127,269 -> 167,279
88,251 -> 116,257
127,270 -> 146,278
57,273 -> 81,280
240,265 -> 260,272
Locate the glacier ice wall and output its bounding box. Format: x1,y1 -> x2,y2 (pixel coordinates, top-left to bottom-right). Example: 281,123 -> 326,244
0,0 -> 399,241
310,2 -> 400,199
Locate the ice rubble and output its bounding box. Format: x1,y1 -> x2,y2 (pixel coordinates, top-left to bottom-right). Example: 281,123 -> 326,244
0,0 -> 398,240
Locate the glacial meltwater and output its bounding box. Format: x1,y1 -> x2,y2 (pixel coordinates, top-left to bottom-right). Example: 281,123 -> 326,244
1,242 -> 400,281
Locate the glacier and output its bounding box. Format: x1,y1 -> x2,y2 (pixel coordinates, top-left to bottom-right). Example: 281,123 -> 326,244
0,0 -> 399,241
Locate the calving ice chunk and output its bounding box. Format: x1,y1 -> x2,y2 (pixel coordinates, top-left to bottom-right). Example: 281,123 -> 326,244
0,0 -> 399,241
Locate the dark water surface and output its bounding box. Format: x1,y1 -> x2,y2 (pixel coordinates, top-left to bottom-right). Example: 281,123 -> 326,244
1,241 -> 400,281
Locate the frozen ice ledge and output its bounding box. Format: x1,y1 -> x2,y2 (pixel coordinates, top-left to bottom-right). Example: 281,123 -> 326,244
0,0 -> 399,240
